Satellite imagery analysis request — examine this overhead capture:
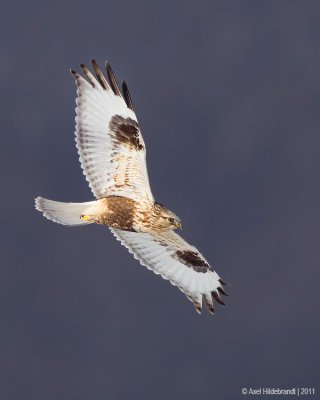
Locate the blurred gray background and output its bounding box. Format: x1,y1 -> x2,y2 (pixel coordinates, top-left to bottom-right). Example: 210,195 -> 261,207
1,1 -> 319,399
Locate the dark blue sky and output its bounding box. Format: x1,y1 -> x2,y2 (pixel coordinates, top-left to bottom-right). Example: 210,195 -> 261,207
1,1 -> 319,399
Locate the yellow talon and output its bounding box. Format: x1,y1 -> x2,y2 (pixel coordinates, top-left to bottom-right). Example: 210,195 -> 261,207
80,214 -> 92,221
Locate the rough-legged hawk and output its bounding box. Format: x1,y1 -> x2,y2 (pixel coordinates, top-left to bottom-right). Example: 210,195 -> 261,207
35,59 -> 228,315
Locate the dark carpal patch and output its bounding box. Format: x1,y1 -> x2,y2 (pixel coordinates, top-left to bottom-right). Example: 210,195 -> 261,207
109,115 -> 144,151
175,250 -> 211,273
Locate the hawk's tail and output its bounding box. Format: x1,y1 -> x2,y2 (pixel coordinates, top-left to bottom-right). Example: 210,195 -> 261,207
35,197 -> 97,226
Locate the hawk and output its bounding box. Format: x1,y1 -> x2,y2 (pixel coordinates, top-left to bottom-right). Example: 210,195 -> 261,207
35,59 -> 228,315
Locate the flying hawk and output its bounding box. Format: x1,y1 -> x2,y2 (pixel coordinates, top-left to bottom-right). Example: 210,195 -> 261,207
35,59 -> 228,315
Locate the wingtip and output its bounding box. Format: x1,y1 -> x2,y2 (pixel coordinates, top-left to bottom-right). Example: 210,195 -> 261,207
219,278 -> 228,286
105,61 -> 114,77
194,302 -> 202,315
70,69 -> 77,76
212,291 -> 226,306
80,63 -> 90,75
105,61 -> 121,96
205,303 -> 215,315
91,58 -> 99,69
122,80 -> 135,111
218,286 -> 230,297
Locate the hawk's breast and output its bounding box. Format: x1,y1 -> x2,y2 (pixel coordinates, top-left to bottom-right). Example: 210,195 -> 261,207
98,196 -> 147,232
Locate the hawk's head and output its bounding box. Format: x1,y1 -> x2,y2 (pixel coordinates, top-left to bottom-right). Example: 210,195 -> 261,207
152,202 -> 182,232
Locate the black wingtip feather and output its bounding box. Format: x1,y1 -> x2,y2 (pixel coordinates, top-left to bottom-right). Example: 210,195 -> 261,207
79,63 -> 95,87
212,291 -> 226,306
91,59 -> 109,90
218,287 -> 230,297
219,278 -> 228,286
122,80 -> 134,111
203,296 -> 215,315
105,62 -> 122,96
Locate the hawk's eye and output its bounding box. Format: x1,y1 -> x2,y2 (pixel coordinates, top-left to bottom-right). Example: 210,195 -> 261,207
168,217 -> 175,224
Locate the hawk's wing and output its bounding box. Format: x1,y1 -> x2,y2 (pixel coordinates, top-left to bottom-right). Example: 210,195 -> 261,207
111,228 -> 228,315
72,60 -> 154,204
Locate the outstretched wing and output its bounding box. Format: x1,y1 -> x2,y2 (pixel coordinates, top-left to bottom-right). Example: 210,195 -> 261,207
72,60 -> 154,204
111,228 -> 228,315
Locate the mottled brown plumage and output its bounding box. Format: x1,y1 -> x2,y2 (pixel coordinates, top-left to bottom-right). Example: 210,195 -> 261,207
83,196 -> 181,233
93,196 -> 138,231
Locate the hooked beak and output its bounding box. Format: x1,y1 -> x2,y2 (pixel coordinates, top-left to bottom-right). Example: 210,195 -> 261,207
175,220 -> 182,230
